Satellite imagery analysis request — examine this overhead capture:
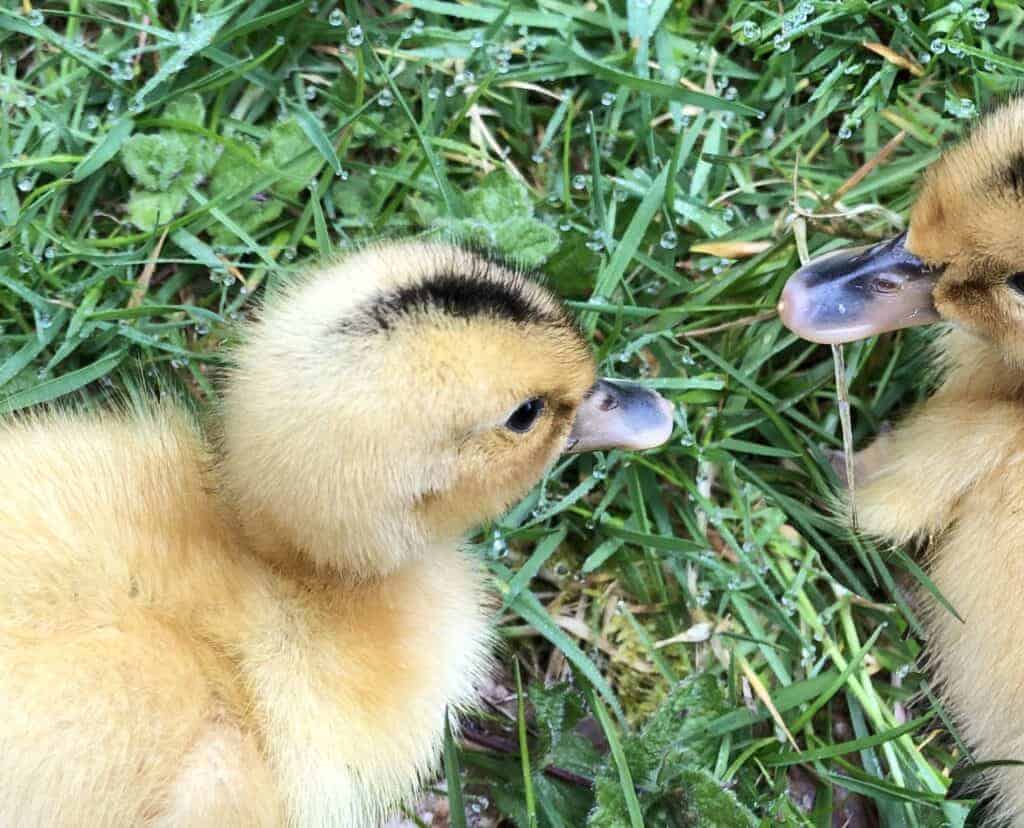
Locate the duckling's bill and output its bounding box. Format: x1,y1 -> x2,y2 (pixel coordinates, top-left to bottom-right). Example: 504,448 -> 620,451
564,379 -> 674,454
778,232 -> 941,344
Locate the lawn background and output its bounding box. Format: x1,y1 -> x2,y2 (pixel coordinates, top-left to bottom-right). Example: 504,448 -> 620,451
3,0 -> 1023,825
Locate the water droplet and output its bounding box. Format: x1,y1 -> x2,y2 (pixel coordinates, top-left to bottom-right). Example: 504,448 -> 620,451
85,113 -> 100,130
838,124 -> 852,140
930,38 -> 946,54
585,229 -> 606,251
27,9 -> 43,26
659,231 -> 677,249
734,20 -> 761,44
947,97 -> 976,119
378,88 -> 393,108
329,9 -> 343,26
723,86 -> 737,101
275,35 -> 285,46
335,168 -> 349,181
893,5 -> 907,22
427,86 -> 440,100
601,91 -> 616,106
948,39 -> 965,57
444,84 -> 458,98
346,25 -> 364,46
305,86 -> 317,101
44,246 -> 55,260
17,176 -> 33,192
571,174 -> 587,190
470,31 -> 484,49
773,33 -> 791,52
412,18 -> 424,33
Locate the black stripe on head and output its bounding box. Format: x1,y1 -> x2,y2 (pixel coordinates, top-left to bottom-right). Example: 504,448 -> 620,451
337,257 -> 565,335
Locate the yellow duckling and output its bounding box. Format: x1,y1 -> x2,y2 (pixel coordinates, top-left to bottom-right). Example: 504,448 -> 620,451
0,241 -> 673,826
780,99 -> 1024,823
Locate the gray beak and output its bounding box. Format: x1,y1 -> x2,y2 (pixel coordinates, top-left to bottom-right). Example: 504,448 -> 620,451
778,232 -> 942,345
564,379 -> 674,454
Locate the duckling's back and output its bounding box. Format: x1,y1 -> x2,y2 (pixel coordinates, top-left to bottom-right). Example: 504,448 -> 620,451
0,408 -> 282,826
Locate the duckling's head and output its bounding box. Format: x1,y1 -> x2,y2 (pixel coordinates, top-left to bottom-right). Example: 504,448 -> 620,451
779,98 -> 1024,364
221,242 -> 673,577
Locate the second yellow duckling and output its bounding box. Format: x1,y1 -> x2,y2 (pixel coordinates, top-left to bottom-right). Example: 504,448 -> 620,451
0,241 -> 673,826
780,99 -> 1024,823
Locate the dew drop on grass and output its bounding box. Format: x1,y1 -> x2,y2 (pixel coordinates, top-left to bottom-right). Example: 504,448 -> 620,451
378,89 -> 393,108
893,5 -> 907,21
601,91 -> 616,106
444,84 -> 458,98
659,231 -> 677,249
838,124 -> 852,140
275,35 -> 285,46
412,17 -> 424,33
773,34 -> 791,52
329,9 -> 343,26
427,86 -> 440,100
305,86 -> 317,101
571,174 -> 587,190
85,114 -> 100,130
470,31 -> 484,49
17,177 -> 32,192
734,21 -> 761,44
335,168 -> 349,181
27,9 -> 43,25
346,25 -> 364,46
930,38 -> 946,54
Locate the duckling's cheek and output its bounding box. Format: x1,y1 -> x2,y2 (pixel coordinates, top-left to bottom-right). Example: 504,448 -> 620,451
932,279 -> 997,332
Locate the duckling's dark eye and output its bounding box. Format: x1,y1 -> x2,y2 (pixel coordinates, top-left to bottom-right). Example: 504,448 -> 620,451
1008,273 -> 1024,295
505,398 -> 545,433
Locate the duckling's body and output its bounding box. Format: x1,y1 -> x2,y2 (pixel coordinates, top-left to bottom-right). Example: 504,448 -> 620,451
0,394 -> 489,827
852,330 -> 1024,821
779,100 -> 1024,822
0,243 -> 672,826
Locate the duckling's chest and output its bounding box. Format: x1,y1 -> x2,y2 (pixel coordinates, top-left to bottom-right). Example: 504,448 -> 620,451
236,547 -> 492,825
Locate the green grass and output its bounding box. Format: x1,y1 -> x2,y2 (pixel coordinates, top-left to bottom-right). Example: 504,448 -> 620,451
3,0 -> 1024,825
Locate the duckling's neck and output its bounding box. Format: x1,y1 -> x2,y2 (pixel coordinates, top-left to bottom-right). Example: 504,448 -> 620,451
936,327 -> 1024,402
218,486 -> 440,583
